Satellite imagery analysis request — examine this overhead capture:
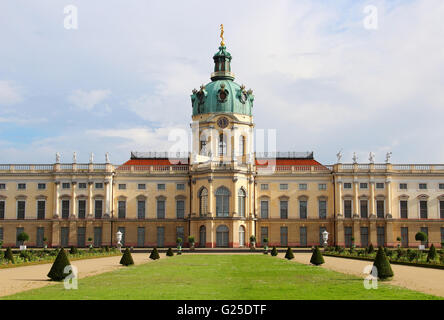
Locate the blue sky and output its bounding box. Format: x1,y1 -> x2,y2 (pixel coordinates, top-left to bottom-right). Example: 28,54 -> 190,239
0,0 -> 443,164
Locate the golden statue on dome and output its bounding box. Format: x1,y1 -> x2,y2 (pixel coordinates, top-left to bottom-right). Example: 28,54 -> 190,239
220,24 -> 225,46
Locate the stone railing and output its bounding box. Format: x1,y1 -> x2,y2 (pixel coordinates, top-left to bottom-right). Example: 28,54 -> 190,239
335,163 -> 444,173
0,163 -> 112,173
115,165 -> 189,173
257,165 -> 332,174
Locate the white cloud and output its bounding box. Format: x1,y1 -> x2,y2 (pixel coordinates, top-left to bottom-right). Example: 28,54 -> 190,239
0,80 -> 22,105
68,89 -> 111,111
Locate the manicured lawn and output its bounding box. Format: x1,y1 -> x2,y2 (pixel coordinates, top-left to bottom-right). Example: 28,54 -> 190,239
3,254 -> 441,300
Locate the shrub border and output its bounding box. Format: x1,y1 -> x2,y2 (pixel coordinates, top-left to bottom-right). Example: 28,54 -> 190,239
323,252 -> 444,270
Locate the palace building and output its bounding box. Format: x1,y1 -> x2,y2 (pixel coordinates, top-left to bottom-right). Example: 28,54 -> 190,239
0,32 -> 444,249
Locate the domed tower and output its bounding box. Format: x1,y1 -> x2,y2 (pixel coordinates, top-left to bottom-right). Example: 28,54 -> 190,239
189,25 -> 255,248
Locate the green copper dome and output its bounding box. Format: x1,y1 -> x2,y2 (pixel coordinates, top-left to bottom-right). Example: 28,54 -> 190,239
191,45 -> 254,116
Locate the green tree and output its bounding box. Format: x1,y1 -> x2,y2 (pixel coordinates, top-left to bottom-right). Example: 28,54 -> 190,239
373,246 -> 394,280
310,246 -> 325,266
47,248 -> 71,281
271,246 -> 278,256
69,246 -> 78,255
166,247 -> 174,257
120,248 -> 134,266
149,247 -> 160,260
284,247 -> 294,260
427,244 -> 437,262
415,232 -> 427,243
4,247 -> 14,263
17,232 -> 29,246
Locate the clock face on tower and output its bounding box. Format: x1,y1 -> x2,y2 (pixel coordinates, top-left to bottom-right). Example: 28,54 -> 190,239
217,117 -> 229,129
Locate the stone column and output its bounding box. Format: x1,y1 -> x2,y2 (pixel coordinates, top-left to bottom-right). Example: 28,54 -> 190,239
208,177 -> 213,217
71,181 -> 77,218
353,179 -> 359,216
337,180 -> 343,216
386,179 -> 392,218
369,180 -> 375,217
369,219 -> 377,246
232,176 -> 238,216
88,181 -> 93,218
104,180 -> 110,218
54,181 -> 60,218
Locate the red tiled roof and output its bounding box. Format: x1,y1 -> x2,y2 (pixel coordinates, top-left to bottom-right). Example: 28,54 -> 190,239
121,159 -> 189,166
255,159 -> 323,166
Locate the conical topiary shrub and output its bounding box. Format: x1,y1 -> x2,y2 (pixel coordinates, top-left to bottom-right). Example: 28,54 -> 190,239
310,246 -> 325,266
284,247 -> 294,260
4,247 -> 14,263
149,247 -> 160,260
367,243 -> 374,254
47,248 -> 71,281
120,248 -> 134,266
373,246 -> 394,280
271,246 -> 278,256
427,244 -> 437,262
166,247 -> 174,257
69,246 -> 78,255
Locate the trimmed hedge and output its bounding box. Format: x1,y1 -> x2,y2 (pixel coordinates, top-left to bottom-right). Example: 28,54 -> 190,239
271,246 -> 278,256
310,246 -> 325,266
120,248 -> 134,266
373,246 -> 394,280
284,247 -> 294,260
4,247 -> 14,263
149,247 -> 160,260
166,247 -> 174,257
47,248 -> 71,281
427,244 -> 437,262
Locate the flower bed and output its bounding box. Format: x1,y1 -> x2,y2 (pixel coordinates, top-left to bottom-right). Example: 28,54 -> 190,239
0,247 -> 121,269
323,246 -> 444,270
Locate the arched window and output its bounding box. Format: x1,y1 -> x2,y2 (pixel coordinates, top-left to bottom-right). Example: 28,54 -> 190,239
200,134 -> 208,156
238,188 -> 246,217
199,225 -> 206,247
218,133 -> 226,156
239,225 -> 245,247
239,135 -> 245,156
216,186 -> 230,217
199,188 -> 208,216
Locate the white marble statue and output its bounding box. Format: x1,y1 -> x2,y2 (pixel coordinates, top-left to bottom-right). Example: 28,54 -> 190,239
55,152 -> 60,163
73,152 -> 77,163
336,149 -> 342,163
105,152 -> 110,163
89,152 -> 94,163
352,152 -> 358,164
385,152 -> 392,163
369,152 -> 375,164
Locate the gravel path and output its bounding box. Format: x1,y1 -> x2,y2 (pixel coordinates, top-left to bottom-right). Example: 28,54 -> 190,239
280,253 -> 444,297
0,253 -> 151,297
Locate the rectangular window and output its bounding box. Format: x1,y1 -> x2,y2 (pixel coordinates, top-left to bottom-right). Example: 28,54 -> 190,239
419,183 -> 427,190
157,200 -> 166,219
300,227 -> 307,247
94,227 -> 102,247
400,200 -> 408,219
18,183 -> 26,190
137,227 -> 145,247
138,184 -> 146,190
344,200 -> 352,218
37,200 -> 45,220
360,200 -> 368,218
343,183 -> 352,189
62,183 -> 70,189
360,183 -> 368,189
420,227 -> 428,247
401,227 -> 408,247
118,184 -> 126,190
78,200 -> 86,219
319,200 -> 327,219
137,200 -> 146,219
95,183 -> 103,189
60,227 -> 69,247
440,201 -> 444,219
420,200 -> 428,219
280,226 -> 288,246
61,200 -> 70,219
0,183 -> 5,190
78,183 -> 87,189
318,183 -> 327,191
16,227 -> 24,246
176,226 -> 185,245
279,183 -> 288,190
0,201 -> 4,219
260,227 -> 268,244
37,183 -> 46,190
260,184 -> 269,190
344,226 -> 353,248
376,183 -> 384,189
94,200 -> 103,219
118,200 -> 126,219
176,200 -> 185,219
377,226 -> 385,247
157,227 -> 164,247
399,183 -> 407,190
157,184 -> 166,190
260,200 -> 269,219
17,201 -> 25,220
299,200 -> 307,219
279,200 -> 288,219
77,227 -> 86,247
360,227 -> 369,248
176,183 -> 185,190
376,200 -> 384,218
439,183 -> 444,190
299,183 -> 307,190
